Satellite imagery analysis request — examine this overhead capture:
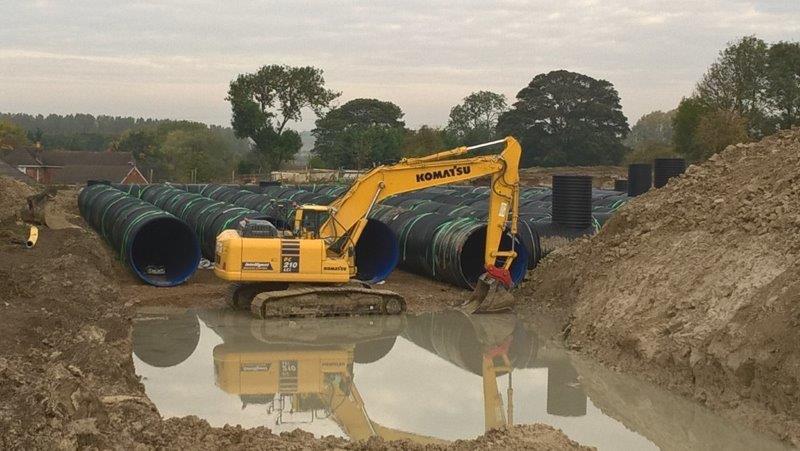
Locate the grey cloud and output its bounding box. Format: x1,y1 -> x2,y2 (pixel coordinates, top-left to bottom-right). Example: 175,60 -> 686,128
1,0 -> 799,129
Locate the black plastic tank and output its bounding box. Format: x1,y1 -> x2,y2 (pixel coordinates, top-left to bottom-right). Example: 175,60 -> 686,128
653,158 -> 686,188
551,175 -> 592,230
627,164 -> 652,197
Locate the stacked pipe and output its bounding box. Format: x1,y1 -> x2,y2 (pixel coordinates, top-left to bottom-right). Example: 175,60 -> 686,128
178,183 -> 530,289
369,208 -> 530,289
118,183 -> 399,284
78,184 -> 200,286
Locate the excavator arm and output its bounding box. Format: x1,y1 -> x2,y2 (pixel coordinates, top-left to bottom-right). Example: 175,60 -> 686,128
319,137 -> 522,294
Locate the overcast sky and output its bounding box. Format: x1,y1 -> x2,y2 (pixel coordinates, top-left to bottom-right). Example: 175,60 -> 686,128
1,1 -> 799,131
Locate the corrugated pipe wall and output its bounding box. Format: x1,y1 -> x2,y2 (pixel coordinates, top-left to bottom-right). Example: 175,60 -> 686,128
78,184 -> 200,286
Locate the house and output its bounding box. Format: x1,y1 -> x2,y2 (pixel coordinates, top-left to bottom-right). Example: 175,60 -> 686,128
0,148 -> 148,185
0,158 -> 36,185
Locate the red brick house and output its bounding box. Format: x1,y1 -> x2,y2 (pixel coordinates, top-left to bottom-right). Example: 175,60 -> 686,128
0,148 -> 147,185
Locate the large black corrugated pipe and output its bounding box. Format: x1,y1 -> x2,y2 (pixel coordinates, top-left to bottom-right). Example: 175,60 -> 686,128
137,185 -> 267,259
390,213 -> 528,289
627,164 -> 652,197
653,158 -> 686,188
372,202 -> 542,271
78,184 -> 200,286
355,219 -> 399,284
552,175 -> 592,230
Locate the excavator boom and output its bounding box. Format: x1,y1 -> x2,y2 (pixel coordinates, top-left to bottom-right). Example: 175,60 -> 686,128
319,137 -> 522,313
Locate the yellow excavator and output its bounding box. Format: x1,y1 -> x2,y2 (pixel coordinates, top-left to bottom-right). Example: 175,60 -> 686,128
214,137 -> 521,318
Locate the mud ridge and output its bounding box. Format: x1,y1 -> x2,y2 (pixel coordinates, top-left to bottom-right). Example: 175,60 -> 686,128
521,128 -> 800,446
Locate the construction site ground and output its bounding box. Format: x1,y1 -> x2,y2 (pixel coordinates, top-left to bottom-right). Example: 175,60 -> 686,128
2,126 -> 798,449
0,181 -> 588,450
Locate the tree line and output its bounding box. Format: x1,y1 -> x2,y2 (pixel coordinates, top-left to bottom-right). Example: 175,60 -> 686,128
231,36 -> 798,171
0,113 -> 249,182
4,34 -> 797,180
227,65 -> 630,170
627,36 -> 800,163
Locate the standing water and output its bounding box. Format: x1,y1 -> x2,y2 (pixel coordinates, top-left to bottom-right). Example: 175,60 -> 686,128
133,308 -> 789,450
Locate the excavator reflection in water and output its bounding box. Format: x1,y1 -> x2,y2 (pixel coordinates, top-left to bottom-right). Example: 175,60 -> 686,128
133,309 -> 586,443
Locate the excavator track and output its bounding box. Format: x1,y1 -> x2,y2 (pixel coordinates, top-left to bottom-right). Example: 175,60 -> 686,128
250,286 -> 406,319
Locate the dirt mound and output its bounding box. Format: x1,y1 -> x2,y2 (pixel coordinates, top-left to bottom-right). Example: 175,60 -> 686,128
0,177 -> 35,223
452,425 -> 592,450
521,128 -> 800,445
0,178 -> 587,450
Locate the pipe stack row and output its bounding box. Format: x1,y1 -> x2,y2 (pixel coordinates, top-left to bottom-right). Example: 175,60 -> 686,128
190,184 -> 532,289
93,174 -> 631,289
121,183 -> 533,289
78,184 -> 200,286
116,183 -> 399,284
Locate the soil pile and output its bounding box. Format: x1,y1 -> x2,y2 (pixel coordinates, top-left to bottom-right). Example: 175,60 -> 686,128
0,177 -> 35,222
522,128 -> 800,445
0,179 -> 587,450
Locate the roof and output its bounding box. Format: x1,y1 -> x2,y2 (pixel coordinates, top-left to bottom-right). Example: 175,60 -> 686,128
1,148 -> 40,166
39,150 -> 134,166
0,159 -> 37,185
49,165 -> 137,184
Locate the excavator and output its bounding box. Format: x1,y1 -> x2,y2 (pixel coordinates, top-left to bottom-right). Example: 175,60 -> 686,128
214,137 -> 522,318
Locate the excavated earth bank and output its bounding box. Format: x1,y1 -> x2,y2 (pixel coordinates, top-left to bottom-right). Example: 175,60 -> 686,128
521,128 -> 800,446
0,178 -> 589,450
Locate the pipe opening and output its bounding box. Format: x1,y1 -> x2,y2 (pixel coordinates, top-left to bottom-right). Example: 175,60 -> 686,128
458,227 -> 529,289
129,217 -> 200,287
355,219 -> 399,284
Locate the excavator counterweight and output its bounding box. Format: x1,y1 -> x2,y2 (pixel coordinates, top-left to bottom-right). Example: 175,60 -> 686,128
214,137 -> 523,318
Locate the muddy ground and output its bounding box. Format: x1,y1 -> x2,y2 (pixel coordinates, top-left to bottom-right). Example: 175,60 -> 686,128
0,180 -> 589,450
521,129 -> 800,446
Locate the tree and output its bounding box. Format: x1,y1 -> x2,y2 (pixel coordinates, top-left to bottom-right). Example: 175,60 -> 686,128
695,36 -> 770,136
446,91 -> 508,146
496,70 -> 629,166
401,126 -> 449,158
312,98 -> 406,168
0,121 -> 31,149
623,142 -> 679,165
766,41 -> 800,129
227,65 -> 339,172
672,96 -> 712,159
693,110 -> 749,159
26,128 -> 43,145
625,110 -> 675,150
118,121 -> 207,166
159,129 -> 236,182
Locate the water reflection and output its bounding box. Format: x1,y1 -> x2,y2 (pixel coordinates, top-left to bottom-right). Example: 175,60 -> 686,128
132,309 -> 789,450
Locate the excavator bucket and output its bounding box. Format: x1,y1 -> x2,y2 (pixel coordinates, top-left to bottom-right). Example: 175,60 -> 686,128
460,273 -> 516,314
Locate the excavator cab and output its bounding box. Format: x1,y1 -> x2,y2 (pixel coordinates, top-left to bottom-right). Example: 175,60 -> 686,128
292,204 -> 332,240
